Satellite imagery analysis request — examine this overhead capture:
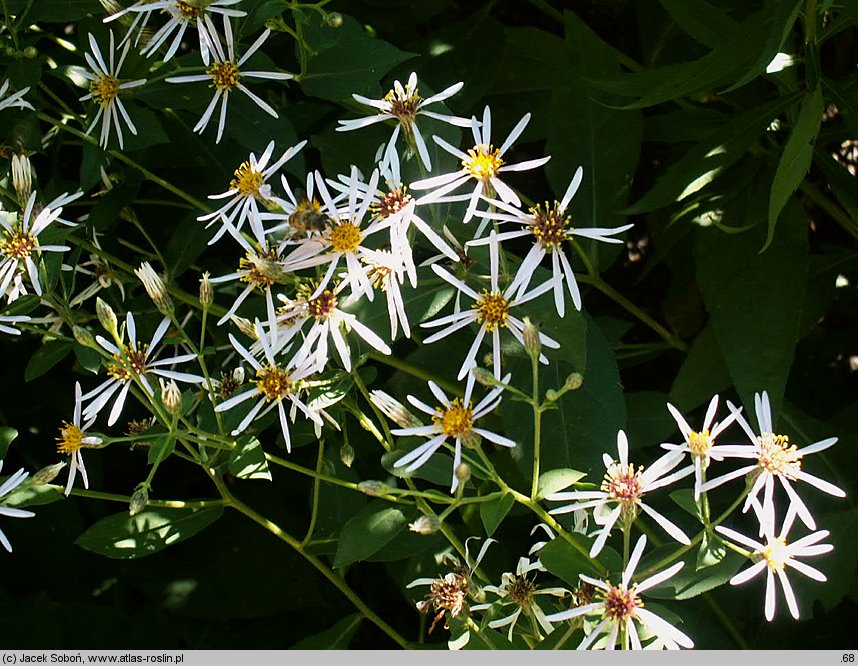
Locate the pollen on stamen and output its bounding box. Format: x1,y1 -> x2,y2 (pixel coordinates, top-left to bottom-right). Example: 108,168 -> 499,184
90,75 -> 121,107
688,430 -> 713,457
384,85 -> 421,126
529,202 -> 569,250
208,61 -> 240,91
372,186 -> 413,220
305,287 -> 338,320
473,290 -> 509,331
0,227 -> 36,260
107,346 -> 149,381
328,221 -> 362,254
463,144 -> 504,181
760,536 -> 790,571
602,462 -> 645,504
434,398 -> 474,438
255,364 -> 294,402
601,584 -> 642,621
57,422 -> 85,455
176,0 -> 204,19
239,248 -> 281,288
230,161 -> 264,196
757,432 -> 801,478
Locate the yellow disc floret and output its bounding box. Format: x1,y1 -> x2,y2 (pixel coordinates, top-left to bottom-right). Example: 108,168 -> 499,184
106,346 -> 149,382
760,536 -> 790,571
602,462 -> 645,506
57,422 -> 85,455
329,221 -> 362,254
208,61 -> 240,91
384,85 -> 421,126
601,584 -> 642,621
434,398 -> 474,439
89,75 -> 121,107
176,0 -> 204,19
255,364 -> 294,401
474,291 -> 509,331
688,429 -> 713,457
463,144 -> 504,181
529,202 -> 569,249
757,432 -> 801,478
0,226 -> 36,260
230,161 -> 264,196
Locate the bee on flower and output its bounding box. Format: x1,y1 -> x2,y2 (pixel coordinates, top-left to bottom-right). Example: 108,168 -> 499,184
411,105 -> 551,223
80,31 -> 147,149
336,72 -> 471,171
165,16 -> 293,143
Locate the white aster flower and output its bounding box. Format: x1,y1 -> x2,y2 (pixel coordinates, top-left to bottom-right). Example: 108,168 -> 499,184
547,430 -> 693,557
0,79 -> 33,112
80,31 -> 147,149
56,382 -> 104,495
716,504 -> 833,621
545,534 -> 693,650
471,555 -> 569,641
390,373 -> 515,492
134,0 -> 245,64
336,71 -> 470,171
0,460 -> 35,552
0,191 -> 73,300
275,281 -> 391,373
82,312 -> 205,426
165,16 -> 292,143
198,139 -> 306,246
661,395 -> 745,500
344,249 -> 411,340
469,167 -> 633,315
260,171 -> 337,242
411,105 -> 551,222
214,323 -> 321,451
421,229 -> 561,380
701,390 -> 845,532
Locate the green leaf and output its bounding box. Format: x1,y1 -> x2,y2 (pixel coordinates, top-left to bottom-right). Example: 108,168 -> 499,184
8,0 -> 103,21
25,341 -> 71,382
75,507 -> 223,559
624,391 -> 676,450
538,534 -> 620,586
289,614 -> 362,649
227,436 -> 271,481
695,195 -> 809,419
657,0 -> 737,48
3,483 -> 65,508
669,324 -> 732,413
624,94 -> 799,214
333,501 -> 408,568
479,492 -> 514,536
645,550 -> 745,600
300,13 -> 416,102
0,428 -> 17,460
766,88 -> 824,248
546,11 -> 642,266
122,106 -> 170,152
697,530 -> 727,569
536,468 -> 586,500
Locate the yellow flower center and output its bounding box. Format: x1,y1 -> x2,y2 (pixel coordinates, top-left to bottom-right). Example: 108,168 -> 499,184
529,202 -> 569,249
208,61 -> 240,91
602,462 -> 644,505
176,0 -> 203,19
463,144 -> 504,181
434,398 -> 474,438
384,86 -> 421,125
255,364 -> 294,402
57,422 -> 85,455
757,432 -> 801,478
239,248 -> 281,288
760,536 -> 789,571
107,346 -> 149,381
289,199 -> 331,234
688,429 -> 712,457
90,75 -> 120,107
230,161 -> 264,196
0,226 -> 36,260
329,221 -> 362,254
473,290 -> 509,331
601,584 -> 642,621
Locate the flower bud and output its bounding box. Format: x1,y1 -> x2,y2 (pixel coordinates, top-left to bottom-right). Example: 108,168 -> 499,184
522,317 -> 541,358
369,390 -> 422,428
129,486 -> 148,516
11,154 -> 33,205
32,462 -> 66,485
340,442 -> 355,468
23,46 -> 37,59
545,389 -> 558,402
231,316 -> 258,340
358,480 -> 391,497
96,297 -> 118,336
326,12 -> 343,27
564,373 -> 584,391
72,325 -> 96,349
160,378 -> 182,416
471,367 -> 499,388
409,514 -> 441,535
199,271 -> 214,309
454,463 -> 471,485
135,262 -> 173,315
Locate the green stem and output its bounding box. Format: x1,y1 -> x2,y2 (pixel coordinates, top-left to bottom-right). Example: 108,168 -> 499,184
366,350 -> 462,396
529,353 -> 542,500
70,488 -> 225,509
301,439 -> 325,547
